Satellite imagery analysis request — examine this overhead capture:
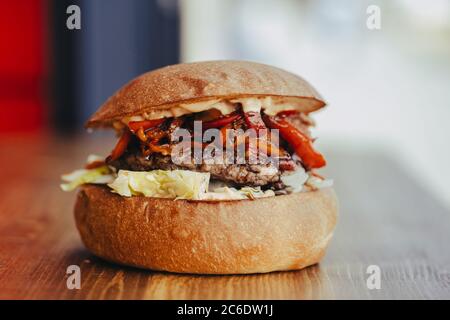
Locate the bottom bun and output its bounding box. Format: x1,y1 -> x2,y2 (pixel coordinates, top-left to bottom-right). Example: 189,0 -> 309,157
74,185 -> 338,274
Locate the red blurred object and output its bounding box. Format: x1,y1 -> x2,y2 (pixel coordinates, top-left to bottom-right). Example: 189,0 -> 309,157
0,0 -> 47,133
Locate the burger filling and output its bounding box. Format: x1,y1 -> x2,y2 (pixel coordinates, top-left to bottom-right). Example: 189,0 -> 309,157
61,98 -> 333,200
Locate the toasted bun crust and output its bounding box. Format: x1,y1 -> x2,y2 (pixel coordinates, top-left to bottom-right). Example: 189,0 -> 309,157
86,60 -> 326,127
74,185 -> 338,274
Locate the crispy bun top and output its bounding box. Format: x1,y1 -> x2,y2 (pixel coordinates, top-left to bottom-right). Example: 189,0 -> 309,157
86,60 -> 326,128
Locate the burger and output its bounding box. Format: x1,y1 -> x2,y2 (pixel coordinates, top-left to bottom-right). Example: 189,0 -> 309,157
61,60 -> 338,274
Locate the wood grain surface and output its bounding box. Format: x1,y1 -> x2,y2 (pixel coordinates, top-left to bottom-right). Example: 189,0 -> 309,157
0,134 -> 449,299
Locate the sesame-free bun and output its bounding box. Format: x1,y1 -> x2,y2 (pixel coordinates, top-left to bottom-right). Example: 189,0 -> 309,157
86,60 -> 326,127
74,185 -> 338,274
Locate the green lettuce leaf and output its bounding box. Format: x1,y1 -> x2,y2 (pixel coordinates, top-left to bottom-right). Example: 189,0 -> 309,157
108,170 -> 210,200
60,165 -> 114,191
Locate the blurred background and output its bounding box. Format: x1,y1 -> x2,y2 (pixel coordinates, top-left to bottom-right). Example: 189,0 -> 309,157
0,0 -> 449,208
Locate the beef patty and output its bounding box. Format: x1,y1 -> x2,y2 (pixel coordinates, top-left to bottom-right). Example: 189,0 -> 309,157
109,151 -> 298,187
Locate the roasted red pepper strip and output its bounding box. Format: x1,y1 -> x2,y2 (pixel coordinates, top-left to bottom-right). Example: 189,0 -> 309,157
263,115 -> 326,169
85,160 -> 106,169
276,110 -> 299,117
202,113 -> 241,129
243,111 -> 267,134
109,130 -> 132,161
128,119 -> 165,132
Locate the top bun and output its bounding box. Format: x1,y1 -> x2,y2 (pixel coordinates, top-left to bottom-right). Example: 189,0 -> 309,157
86,60 -> 326,128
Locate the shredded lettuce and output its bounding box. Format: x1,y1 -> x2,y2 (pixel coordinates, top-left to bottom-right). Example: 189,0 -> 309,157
60,165 -> 115,191
107,170 -> 275,200
240,186 -> 274,199
108,170 -> 210,200
203,186 -> 275,200
281,166 -> 333,192
306,176 -> 334,189
280,167 -> 308,192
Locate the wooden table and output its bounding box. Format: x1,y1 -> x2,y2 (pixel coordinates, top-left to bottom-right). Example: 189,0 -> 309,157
1,134 -> 449,299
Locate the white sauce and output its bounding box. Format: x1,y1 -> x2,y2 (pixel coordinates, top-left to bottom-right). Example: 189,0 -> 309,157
119,96 -> 306,126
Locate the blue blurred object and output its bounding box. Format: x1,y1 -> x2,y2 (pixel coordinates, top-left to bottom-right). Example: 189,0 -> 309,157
78,0 -> 179,125
51,0 -> 180,131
